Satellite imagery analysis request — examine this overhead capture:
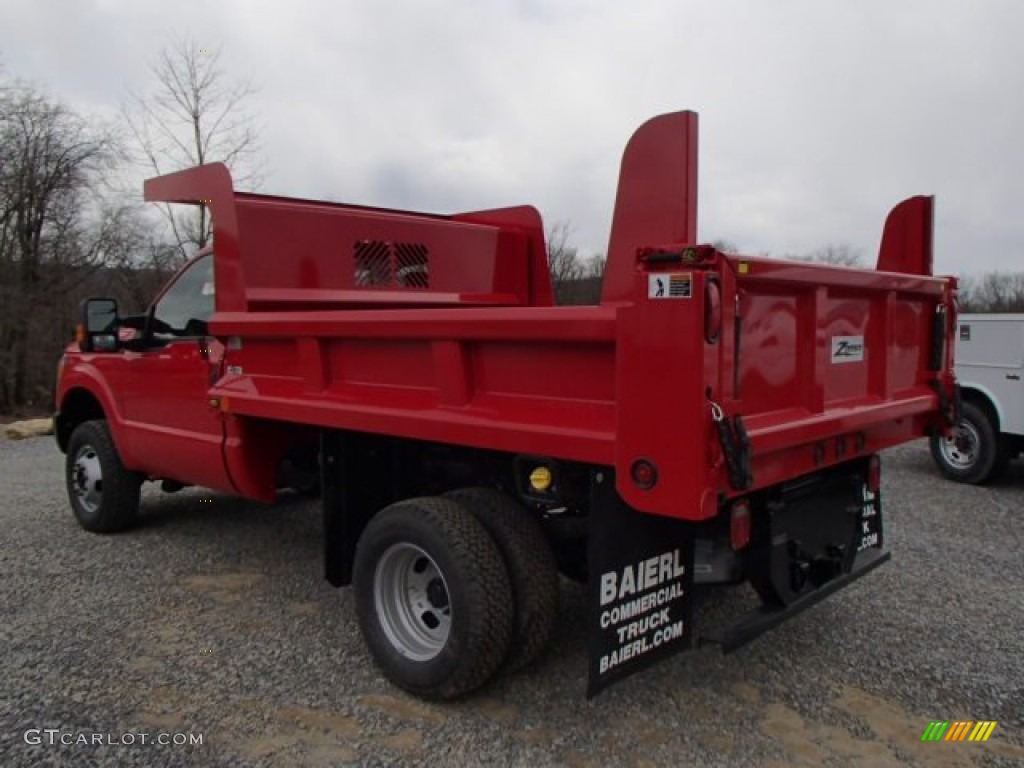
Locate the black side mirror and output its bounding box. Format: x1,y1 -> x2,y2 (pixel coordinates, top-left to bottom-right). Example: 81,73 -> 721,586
78,298 -> 119,352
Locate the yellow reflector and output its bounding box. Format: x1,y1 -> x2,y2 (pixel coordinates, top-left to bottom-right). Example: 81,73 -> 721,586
738,261 -> 750,274
529,466 -> 553,491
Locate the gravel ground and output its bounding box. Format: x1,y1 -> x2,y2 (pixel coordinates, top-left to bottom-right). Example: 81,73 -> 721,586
1,436 -> 1021,767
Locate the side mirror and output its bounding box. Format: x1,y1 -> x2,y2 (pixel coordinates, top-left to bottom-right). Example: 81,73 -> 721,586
77,298 -> 119,352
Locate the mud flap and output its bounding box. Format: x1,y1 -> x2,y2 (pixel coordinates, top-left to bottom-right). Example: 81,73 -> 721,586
587,471 -> 696,697
321,430 -> 395,587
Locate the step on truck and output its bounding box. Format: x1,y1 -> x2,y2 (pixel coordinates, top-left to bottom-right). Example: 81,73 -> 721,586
55,111 -> 959,699
931,313 -> 1024,483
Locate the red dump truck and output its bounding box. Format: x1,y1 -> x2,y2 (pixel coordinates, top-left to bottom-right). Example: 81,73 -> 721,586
54,112 -> 958,699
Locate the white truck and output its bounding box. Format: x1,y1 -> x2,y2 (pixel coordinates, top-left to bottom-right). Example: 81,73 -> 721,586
931,313 -> 1024,483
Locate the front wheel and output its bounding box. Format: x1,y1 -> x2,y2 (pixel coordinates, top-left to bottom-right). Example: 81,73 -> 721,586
930,402 -> 1008,484
65,420 -> 142,532
353,497 -> 514,699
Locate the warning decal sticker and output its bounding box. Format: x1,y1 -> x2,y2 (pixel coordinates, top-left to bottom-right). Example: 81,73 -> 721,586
648,273 -> 692,299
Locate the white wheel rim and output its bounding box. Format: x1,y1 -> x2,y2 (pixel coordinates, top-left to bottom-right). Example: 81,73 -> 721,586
940,421 -> 980,470
72,445 -> 103,513
373,543 -> 451,661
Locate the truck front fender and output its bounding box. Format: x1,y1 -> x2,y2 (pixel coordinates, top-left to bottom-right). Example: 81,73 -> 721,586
56,366 -> 137,467
956,384 -> 1004,432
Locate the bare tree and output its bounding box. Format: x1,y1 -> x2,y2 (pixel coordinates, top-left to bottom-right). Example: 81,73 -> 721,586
123,37 -> 260,263
547,220 -> 584,290
958,272 -> 1024,313
582,253 -> 606,280
709,239 -> 739,253
957,274 -> 981,312
0,79 -> 120,411
545,221 -> 607,305
794,243 -> 863,267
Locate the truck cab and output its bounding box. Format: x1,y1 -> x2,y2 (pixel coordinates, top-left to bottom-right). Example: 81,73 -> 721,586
56,249 -> 231,488
56,247 -> 321,531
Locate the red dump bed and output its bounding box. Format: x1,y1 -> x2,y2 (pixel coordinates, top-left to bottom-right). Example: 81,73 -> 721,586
144,112 -> 957,519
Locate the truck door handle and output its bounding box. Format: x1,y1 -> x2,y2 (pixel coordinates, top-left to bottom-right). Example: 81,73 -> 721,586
1007,373 -> 1021,381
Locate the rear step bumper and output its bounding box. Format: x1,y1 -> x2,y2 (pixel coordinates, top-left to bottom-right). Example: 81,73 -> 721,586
701,548 -> 891,653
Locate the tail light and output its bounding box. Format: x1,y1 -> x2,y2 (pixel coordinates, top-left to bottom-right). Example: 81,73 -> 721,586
730,499 -> 751,551
867,454 -> 881,494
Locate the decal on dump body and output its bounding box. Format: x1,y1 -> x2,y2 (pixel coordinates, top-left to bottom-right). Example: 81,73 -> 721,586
647,273 -> 692,299
830,335 -> 865,364
587,471 -> 695,697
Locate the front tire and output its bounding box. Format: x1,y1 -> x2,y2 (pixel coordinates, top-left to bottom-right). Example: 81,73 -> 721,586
65,420 -> 142,532
930,401 -> 1008,484
353,497 -> 514,699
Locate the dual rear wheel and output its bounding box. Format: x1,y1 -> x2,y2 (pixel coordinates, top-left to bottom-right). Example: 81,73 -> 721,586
353,489 -> 559,699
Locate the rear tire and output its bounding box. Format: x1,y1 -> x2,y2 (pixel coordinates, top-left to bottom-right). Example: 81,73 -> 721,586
65,420 -> 142,533
353,497 -> 514,699
930,401 -> 1008,484
445,487 -> 559,670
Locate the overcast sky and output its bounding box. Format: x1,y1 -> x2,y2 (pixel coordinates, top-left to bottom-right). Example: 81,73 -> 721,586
2,0 -> 1022,275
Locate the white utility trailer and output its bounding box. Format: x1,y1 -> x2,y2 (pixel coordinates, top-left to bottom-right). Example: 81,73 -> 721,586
931,313 -> 1024,483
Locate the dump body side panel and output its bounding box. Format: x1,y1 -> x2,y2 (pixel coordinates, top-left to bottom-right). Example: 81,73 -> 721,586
210,306 -> 618,500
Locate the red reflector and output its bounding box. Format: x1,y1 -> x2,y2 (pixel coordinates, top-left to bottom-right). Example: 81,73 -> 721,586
867,454 -> 881,494
730,500 -> 751,551
630,459 -> 658,489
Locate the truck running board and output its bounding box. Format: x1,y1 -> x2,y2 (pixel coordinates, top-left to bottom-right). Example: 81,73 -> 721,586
700,549 -> 891,653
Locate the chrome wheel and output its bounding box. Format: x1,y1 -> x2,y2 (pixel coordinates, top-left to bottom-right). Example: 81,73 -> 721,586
72,444 -> 103,513
939,420 -> 980,470
374,543 -> 451,661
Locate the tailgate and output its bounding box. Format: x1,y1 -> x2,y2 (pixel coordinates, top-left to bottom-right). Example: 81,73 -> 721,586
613,238 -> 957,521
724,253 -> 956,459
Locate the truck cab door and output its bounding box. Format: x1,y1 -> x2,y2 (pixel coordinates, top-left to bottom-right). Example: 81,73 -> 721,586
117,252 -> 234,493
